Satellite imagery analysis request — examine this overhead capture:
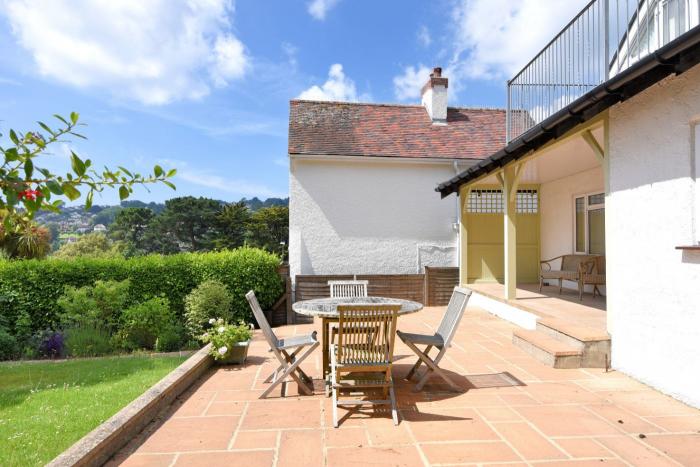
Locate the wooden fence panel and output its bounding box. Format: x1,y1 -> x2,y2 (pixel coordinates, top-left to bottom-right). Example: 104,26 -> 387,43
425,267 -> 459,306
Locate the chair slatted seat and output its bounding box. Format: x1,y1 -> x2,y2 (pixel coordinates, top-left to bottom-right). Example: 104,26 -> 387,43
330,303 -> 400,427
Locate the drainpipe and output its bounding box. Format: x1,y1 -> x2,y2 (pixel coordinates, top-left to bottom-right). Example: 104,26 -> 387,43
453,160 -> 462,269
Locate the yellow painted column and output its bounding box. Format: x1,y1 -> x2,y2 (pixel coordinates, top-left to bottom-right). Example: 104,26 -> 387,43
459,185 -> 469,286
503,166 -> 517,300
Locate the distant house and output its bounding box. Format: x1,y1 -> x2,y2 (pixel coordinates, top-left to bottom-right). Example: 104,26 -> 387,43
288,68 -> 506,279
92,224 -> 107,233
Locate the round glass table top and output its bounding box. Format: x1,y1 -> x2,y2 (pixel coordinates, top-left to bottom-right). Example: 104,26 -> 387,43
292,296 -> 423,318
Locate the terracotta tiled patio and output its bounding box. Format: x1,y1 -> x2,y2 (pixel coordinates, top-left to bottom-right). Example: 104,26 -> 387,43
110,306 -> 700,466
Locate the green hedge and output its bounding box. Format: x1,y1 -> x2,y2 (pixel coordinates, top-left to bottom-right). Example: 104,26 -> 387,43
0,248 -> 283,335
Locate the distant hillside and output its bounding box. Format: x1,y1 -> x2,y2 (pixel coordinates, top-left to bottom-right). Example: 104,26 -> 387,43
35,196 -> 288,235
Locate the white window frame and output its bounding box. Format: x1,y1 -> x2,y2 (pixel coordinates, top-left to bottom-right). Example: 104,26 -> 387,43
572,191 -> 605,254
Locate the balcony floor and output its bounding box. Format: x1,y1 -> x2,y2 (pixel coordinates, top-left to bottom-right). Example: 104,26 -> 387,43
110,305 -> 699,467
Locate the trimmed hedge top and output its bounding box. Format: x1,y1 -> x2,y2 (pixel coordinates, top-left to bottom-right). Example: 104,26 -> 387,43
0,248 -> 283,335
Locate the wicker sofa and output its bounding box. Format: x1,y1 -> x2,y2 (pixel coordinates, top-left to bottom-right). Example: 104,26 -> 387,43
539,254 -> 605,300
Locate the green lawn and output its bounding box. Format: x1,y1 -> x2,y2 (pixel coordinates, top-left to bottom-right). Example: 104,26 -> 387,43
0,355 -> 188,466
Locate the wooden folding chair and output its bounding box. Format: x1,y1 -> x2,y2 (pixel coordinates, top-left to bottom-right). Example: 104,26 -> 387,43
328,280 -> 374,345
246,290 -> 319,399
397,286 -> 472,392
328,280 -> 369,298
330,303 -> 400,428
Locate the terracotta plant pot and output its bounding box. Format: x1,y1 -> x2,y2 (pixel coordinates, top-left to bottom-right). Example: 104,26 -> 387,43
216,340 -> 251,365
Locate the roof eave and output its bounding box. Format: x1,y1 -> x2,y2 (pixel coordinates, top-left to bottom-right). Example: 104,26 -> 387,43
436,25 -> 700,199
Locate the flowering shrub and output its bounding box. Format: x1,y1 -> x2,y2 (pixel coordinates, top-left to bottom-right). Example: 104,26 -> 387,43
201,318 -> 252,361
118,297 -> 176,350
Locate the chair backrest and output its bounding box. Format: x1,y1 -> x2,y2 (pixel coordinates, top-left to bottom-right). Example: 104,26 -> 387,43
336,304 -> 399,366
246,290 -> 277,347
561,254 -> 593,272
328,280 -> 369,299
436,286 -> 472,345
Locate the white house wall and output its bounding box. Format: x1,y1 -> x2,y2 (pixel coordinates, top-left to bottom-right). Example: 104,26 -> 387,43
289,157 -> 461,279
608,63 -> 700,408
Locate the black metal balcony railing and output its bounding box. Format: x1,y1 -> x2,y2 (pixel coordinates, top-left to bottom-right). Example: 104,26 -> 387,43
507,0 -> 700,142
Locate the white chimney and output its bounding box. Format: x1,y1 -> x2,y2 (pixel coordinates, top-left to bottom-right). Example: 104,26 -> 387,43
421,67 -> 448,125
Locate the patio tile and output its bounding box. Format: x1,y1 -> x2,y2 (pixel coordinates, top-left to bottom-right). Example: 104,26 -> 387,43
492,422 -> 568,460
529,460 -> 627,466
136,416 -> 238,452
231,430 -> 279,449
325,427 -> 368,447
113,453 -> 175,466
403,407 -> 499,442
477,406 -> 524,422
596,435 -> 680,466
584,403 -> 662,434
204,400 -> 246,416
523,382 -> 604,405
643,433 -> 700,466
644,414 -> 700,433
173,450 -> 275,466
554,438 -> 614,458
326,446 -> 424,467
420,440 -> 521,464
170,390 -> 216,417
277,430 -> 323,467
514,405 -> 620,437
242,399 -> 321,429
364,418 -> 414,445
214,389 -> 265,401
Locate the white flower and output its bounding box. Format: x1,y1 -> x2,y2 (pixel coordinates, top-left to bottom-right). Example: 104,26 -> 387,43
218,346 -> 228,356
218,326 -> 225,334
208,318 -> 216,324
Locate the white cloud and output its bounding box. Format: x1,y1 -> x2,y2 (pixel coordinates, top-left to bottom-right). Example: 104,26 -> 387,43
392,0 -> 589,100
162,159 -> 286,198
393,65 -> 432,101
417,25 -> 432,47
1,0 -> 249,105
449,0 -> 590,79
298,64 -> 360,102
307,0 -> 340,20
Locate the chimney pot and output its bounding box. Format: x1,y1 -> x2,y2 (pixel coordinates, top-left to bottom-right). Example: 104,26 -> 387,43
421,66 -> 448,125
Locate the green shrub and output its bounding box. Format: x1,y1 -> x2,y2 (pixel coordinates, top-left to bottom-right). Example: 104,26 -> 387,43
64,325 -> 113,357
119,297 -> 175,350
58,279 -> 131,331
155,324 -> 185,352
0,327 -> 19,360
184,280 -> 233,338
0,248 -> 282,334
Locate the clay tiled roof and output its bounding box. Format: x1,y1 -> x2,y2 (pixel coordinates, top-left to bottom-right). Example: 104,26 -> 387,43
288,100 -> 506,160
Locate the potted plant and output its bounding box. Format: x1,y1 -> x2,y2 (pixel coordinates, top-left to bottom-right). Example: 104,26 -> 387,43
201,318 -> 253,365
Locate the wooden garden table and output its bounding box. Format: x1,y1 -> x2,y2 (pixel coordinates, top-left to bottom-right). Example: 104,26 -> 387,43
292,297 -> 424,381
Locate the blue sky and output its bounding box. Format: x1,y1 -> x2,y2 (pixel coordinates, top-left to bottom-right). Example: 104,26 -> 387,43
0,0 -> 587,205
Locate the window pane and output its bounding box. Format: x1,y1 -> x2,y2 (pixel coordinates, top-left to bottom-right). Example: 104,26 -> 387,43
588,207 -> 605,255
588,193 -> 604,205
575,197 -> 585,252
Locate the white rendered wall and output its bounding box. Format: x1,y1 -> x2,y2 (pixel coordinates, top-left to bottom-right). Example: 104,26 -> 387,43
540,166 -> 604,260
608,64 -> 700,409
289,157 -> 460,279
539,167 -> 604,292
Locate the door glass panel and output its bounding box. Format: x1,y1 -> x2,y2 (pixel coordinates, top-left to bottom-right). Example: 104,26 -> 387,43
575,197 -> 585,252
588,208 -> 605,255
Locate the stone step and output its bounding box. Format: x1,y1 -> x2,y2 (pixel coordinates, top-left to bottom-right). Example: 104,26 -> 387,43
513,329 -> 582,369
536,319 -> 610,368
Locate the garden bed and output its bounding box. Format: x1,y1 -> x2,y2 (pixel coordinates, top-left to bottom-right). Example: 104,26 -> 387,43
0,354 -> 188,466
